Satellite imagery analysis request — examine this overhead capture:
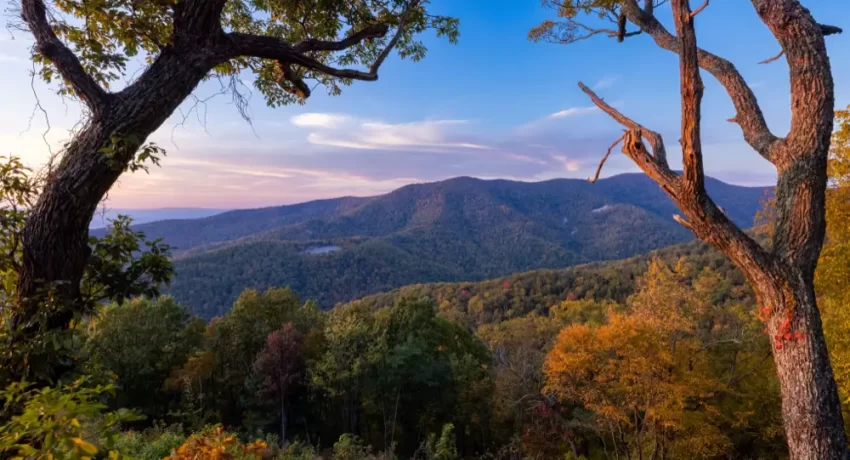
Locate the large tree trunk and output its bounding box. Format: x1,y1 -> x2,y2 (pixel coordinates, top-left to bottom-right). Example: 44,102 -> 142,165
763,279 -> 847,459
11,47 -> 219,381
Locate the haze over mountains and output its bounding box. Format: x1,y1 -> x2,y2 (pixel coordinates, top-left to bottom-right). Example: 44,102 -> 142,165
89,207 -> 227,228
102,174 -> 770,319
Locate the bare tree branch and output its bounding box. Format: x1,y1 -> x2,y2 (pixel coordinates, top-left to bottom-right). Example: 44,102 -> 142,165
819,24 -> 843,36
579,82 -> 668,168
758,49 -> 785,65
21,0 -> 108,110
578,82 -> 678,193
589,133 -> 625,183
578,83 -> 774,292
672,0 -> 705,193
690,0 -> 708,18
617,0 -> 779,163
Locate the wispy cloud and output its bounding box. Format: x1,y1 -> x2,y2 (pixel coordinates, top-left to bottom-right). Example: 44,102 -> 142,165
592,75 -> 620,91
551,154 -> 582,172
548,106 -> 599,119
294,114 -> 491,152
291,113 -> 351,128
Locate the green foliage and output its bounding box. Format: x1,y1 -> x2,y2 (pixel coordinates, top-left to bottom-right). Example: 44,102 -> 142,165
0,155 -> 175,386
112,424 -> 187,460
40,0 -> 459,105
418,424 -> 459,460
332,434 -> 385,460
0,156 -> 36,293
86,297 -> 205,420
0,379 -> 142,459
82,215 -> 173,307
275,440 -> 316,460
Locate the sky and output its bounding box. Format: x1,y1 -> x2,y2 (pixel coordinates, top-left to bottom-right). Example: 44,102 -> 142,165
1,1 -> 849,210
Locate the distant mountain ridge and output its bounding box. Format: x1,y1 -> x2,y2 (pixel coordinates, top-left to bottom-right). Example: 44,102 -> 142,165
90,208 -> 228,228
127,174 -> 770,319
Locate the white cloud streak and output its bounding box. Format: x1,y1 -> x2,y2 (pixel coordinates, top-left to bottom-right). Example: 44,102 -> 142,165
548,106 -> 599,119
294,115 -> 491,152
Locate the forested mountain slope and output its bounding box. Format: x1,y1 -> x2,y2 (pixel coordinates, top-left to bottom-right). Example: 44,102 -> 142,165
159,174 -> 768,319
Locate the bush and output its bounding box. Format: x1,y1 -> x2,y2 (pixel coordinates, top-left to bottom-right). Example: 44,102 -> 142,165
165,425 -> 269,459
113,423 -> 187,459
0,379 -> 141,459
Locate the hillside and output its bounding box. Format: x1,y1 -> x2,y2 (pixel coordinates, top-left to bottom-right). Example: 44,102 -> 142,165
155,174 -> 769,319
341,236 -> 754,329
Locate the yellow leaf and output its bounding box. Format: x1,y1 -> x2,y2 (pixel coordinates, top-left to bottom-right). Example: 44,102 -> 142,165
72,437 -> 98,455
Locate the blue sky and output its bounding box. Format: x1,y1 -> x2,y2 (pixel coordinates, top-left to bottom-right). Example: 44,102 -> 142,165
1,1 -> 848,209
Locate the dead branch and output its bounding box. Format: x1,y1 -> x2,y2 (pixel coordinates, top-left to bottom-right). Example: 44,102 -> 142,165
690,0 -> 708,18
758,49 -> 784,65
589,133 -> 626,183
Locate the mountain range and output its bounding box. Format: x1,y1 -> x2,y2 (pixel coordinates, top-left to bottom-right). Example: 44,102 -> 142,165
100,174 -> 770,319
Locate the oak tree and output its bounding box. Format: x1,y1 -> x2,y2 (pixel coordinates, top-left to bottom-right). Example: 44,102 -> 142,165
533,0 -> 846,458
11,0 -> 458,379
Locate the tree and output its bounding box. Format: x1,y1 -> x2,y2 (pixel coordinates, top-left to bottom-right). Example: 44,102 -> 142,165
11,0 -> 459,376
817,106 -> 850,419
86,296 -> 205,420
545,313 -> 731,459
1,156 -> 173,385
253,323 -> 305,445
533,1 -> 846,457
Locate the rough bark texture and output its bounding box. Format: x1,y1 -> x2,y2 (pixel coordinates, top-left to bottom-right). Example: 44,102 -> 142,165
579,1 -> 846,458
12,0 -> 419,381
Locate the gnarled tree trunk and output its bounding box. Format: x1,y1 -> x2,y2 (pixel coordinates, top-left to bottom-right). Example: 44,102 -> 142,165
570,0 -> 847,457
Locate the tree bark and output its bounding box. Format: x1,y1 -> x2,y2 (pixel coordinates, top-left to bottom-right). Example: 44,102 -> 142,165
761,276 -> 847,459
574,1 -> 847,457
280,385 -> 288,445
11,46 -> 221,371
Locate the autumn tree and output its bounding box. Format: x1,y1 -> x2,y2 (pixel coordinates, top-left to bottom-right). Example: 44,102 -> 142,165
253,323 -> 305,445
10,0 -> 458,380
533,1 -> 846,457
546,313 -> 730,459
817,106 -> 850,419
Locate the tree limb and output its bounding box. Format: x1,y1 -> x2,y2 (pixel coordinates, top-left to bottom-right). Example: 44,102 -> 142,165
589,133 -> 625,183
578,82 -> 678,192
672,0 -> 705,193
21,0 -> 108,110
368,0 -> 421,75
578,84 -> 776,291
226,0 -> 421,85
690,0 -> 708,18
173,0 -> 228,44
758,49 -> 785,65
276,61 -> 311,99
618,0 -> 779,163
226,34 -> 380,81
819,24 -> 843,36
294,23 -> 390,53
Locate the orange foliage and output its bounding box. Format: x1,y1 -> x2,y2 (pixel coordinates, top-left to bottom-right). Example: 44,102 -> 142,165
166,426 -> 269,460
